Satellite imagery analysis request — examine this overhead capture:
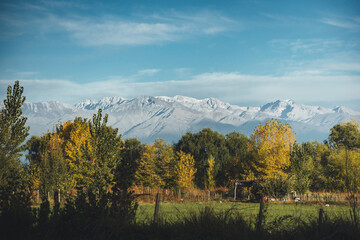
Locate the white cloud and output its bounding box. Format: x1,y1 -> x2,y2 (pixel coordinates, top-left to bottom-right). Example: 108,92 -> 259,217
174,68 -> 191,76
203,27 -> 225,34
104,69 -> 161,81
134,69 -> 161,77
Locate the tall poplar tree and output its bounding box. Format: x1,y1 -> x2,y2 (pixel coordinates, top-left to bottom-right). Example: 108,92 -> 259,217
0,81 -> 32,232
154,139 -> 175,188
85,109 -> 123,194
135,144 -> 160,188
175,151 -> 196,190
206,155 -> 216,189
0,81 -> 29,163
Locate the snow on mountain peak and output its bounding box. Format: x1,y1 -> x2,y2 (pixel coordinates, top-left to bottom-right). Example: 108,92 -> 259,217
257,99 -> 343,121
75,99 -> 97,109
14,95 -> 360,143
157,95 -> 234,113
333,106 -> 360,115
284,99 -> 295,104
100,96 -> 126,104
22,100 -> 75,116
260,99 -> 293,113
76,96 -> 127,110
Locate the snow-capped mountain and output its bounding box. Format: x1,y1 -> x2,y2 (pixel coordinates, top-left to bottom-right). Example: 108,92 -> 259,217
15,96 -> 360,143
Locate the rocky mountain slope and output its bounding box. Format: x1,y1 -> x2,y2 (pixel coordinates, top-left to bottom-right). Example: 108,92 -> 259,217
18,96 -> 360,143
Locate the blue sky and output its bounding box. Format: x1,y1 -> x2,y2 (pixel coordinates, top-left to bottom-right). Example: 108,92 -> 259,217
0,0 -> 359,110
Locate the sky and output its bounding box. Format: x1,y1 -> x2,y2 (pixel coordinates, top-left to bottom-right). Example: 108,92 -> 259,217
0,0 -> 359,110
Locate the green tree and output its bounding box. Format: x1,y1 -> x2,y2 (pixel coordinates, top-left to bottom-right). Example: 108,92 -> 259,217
25,121 -> 77,201
118,138 -> 142,191
84,109 -> 123,195
329,120 -> 360,150
289,143 -> 313,194
24,136 -> 42,190
39,132 -> 71,199
0,81 -> 32,235
0,81 -> 29,162
154,139 -> 176,188
224,132 -> 253,181
302,141 -> 329,192
328,120 -> 360,193
109,138 -> 142,222
175,128 -> 230,188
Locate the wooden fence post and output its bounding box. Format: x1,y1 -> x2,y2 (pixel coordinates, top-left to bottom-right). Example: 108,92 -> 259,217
205,206 -> 210,215
256,196 -> 265,231
154,193 -> 160,223
318,208 -> 324,226
234,182 -> 238,201
36,190 -> 40,204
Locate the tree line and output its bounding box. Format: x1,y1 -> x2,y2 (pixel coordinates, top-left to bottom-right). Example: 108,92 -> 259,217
1,81 -> 360,210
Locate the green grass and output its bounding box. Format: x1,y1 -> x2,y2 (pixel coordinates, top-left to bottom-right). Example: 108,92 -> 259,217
136,202 -> 353,224
3,201 -> 359,239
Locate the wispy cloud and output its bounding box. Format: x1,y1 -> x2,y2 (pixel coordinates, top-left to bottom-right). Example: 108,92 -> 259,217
261,13 -> 306,24
57,11 -> 238,46
58,19 -> 184,46
16,72 -> 38,77
271,39 -> 345,54
321,17 -> 360,30
174,68 -> 191,76
0,3 -> 239,46
269,38 -> 360,76
133,69 -> 161,78
277,58 -> 360,77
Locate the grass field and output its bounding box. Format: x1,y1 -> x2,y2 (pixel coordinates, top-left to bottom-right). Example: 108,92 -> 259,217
5,200 -> 359,239
136,201 -> 353,224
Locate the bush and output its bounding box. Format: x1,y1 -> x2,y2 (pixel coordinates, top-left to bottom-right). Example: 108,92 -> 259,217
261,175 -> 292,200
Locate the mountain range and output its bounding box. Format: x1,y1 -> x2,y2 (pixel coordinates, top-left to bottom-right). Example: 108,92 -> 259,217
11,96 -> 360,143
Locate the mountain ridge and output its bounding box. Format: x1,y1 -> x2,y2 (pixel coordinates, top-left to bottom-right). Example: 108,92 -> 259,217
7,96 -> 360,143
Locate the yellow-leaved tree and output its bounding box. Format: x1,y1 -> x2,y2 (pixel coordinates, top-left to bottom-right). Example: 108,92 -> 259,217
64,118 -> 94,190
175,151 -> 196,190
135,144 -> 162,188
248,119 -> 295,178
206,155 -> 216,189
38,131 -> 71,198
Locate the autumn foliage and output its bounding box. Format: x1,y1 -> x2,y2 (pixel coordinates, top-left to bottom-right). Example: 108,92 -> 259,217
248,119 -> 296,177
175,151 -> 196,190
3,81 -> 360,240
